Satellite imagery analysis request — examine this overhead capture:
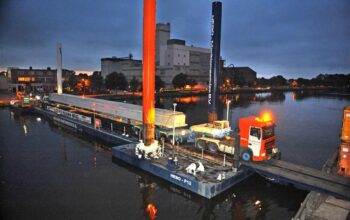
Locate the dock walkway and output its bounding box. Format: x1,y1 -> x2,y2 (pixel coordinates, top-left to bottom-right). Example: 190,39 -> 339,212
241,159 -> 350,200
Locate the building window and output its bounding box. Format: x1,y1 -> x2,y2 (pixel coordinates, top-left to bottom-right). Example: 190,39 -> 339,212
18,77 -> 35,82
178,54 -> 180,57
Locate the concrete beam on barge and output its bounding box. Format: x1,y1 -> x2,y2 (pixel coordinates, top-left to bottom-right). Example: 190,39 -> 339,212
48,93 -> 187,129
33,107 -> 136,145
112,143 -> 253,199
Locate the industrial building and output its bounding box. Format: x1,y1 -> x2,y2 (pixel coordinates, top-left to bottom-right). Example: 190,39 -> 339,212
101,22 -> 257,88
0,74 -> 8,90
221,66 -> 257,87
6,67 -> 75,93
101,23 -> 210,87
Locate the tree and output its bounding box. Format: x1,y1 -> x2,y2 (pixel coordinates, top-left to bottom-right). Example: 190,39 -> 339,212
187,78 -> 197,88
129,76 -> 140,93
63,72 -> 77,91
105,72 -> 127,91
296,78 -> 310,86
78,73 -> 88,79
269,75 -> 287,87
155,75 -> 165,91
172,73 -> 187,89
89,71 -> 103,92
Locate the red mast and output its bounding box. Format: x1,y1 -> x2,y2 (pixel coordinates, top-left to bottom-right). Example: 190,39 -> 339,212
142,0 -> 156,146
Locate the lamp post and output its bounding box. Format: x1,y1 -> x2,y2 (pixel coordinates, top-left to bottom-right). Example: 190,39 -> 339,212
173,103 -> 177,148
93,102 -> 96,129
226,100 -> 231,121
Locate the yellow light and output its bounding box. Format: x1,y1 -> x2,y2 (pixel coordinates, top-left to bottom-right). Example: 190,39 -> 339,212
256,111 -> 274,122
262,112 -> 272,122
23,124 -> 28,135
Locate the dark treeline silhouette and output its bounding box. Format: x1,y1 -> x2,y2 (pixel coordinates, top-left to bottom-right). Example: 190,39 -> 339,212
257,73 -> 350,88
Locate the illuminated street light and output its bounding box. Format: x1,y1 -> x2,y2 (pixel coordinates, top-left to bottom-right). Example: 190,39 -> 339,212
173,103 -> 177,147
93,102 -> 96,129
226,100 -> 231,121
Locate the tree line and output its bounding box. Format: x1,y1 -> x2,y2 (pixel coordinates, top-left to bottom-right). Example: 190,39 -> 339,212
257,73 -> 350,88
63,71 -> 349,94
64,71 -> 165,94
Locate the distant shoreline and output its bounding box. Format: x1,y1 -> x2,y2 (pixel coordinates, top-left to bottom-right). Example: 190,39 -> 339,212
96,86 -> 349,100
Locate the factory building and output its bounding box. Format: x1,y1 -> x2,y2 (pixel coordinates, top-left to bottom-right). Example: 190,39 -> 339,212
101,55 -> 142,81
221,66 -> 257,87
101,23 -> 210,87
101,22 -> 256,88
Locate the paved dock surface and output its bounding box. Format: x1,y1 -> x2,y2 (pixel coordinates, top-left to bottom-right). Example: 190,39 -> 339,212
293,151 -> 350,220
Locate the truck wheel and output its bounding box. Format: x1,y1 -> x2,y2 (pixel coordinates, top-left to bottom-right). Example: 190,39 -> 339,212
196,140 -> 207,150
241,150 -> 252,161
159,134 -> 166,141
168,135 -> 173,143
208,142 -> 218,153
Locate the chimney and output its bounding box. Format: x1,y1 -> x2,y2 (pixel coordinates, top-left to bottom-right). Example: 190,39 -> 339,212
57,42 -> 63,95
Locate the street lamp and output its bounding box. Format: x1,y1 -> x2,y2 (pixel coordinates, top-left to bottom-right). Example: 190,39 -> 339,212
93,102 -> 96,129
173,103 -> 177,148
226,100 -> 231,121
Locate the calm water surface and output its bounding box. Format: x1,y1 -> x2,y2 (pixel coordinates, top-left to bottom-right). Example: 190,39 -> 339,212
1,91 -> 349,219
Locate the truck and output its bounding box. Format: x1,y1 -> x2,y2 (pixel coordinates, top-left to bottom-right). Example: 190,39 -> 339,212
191,113 -> 279,161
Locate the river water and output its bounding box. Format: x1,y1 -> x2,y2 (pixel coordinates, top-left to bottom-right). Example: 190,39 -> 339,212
1,91 -> 349,219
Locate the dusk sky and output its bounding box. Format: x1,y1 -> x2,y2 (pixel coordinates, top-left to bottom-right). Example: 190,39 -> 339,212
0,0 -> 349,78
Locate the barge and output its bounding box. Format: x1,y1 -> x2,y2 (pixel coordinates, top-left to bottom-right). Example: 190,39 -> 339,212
33,107 -> 135,146
32,105 -> 254,199
112,143 -> 252,199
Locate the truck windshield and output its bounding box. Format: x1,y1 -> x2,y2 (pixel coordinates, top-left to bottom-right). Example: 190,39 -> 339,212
263,126 -> 275,139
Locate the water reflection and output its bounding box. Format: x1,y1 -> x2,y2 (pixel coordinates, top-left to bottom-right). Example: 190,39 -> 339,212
113,158 -> 306,219
61,137 -> 68,163
175,96 -> 201,104
291,90 -> 350,101
23,124 -> 28,135
136,174 -> 157,219
3,90 -> 349,219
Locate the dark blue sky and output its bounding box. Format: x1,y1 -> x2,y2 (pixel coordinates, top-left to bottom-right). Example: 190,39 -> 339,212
0,0 -> 349,78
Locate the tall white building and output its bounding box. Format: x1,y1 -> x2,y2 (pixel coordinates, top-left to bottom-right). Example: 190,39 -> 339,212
156,23 -> 171,65
101,23 -> 211,87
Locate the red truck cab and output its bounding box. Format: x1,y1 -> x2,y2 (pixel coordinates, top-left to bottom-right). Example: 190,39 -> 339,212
239,114 -> 278,161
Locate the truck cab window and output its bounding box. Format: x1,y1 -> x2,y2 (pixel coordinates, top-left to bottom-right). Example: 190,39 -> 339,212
250,127 -> 261,139
263,126 -> 275,139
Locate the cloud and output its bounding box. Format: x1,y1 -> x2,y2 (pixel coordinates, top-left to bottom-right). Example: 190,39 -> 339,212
0,0 -> 349,78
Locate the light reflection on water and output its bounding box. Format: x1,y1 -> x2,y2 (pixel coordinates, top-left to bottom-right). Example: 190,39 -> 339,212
1,91 -> 349,219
